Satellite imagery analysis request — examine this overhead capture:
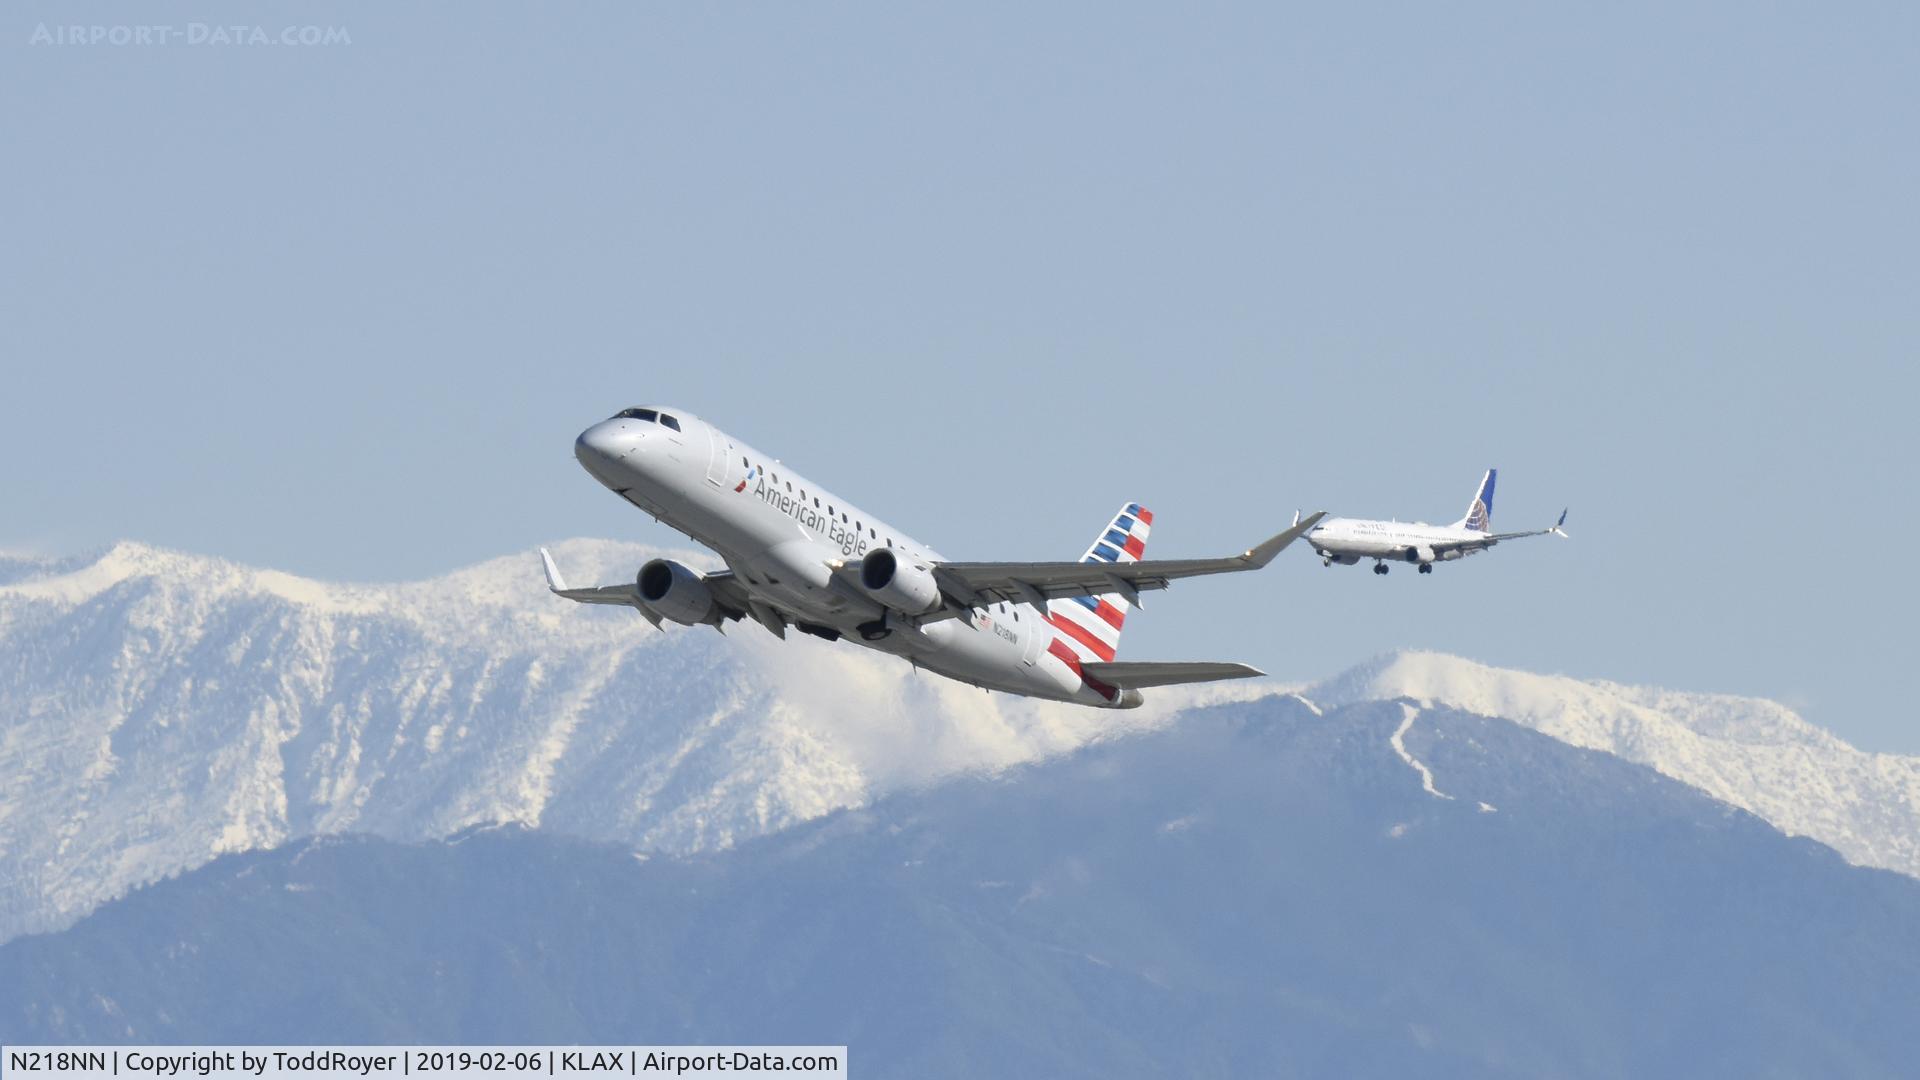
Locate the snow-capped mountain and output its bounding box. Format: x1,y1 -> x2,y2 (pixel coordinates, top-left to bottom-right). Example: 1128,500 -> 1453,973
1309,651 -> 1920,881
7,696 -> 1919,1077
1,540 -> 1912,946
0,540 -> 1219,943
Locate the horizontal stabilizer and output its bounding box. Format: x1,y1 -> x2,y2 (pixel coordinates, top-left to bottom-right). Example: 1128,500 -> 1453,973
1078,660 -> 1265,689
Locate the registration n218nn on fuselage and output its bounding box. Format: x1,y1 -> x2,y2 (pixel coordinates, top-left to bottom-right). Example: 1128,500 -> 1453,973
542,406 -> 1324,709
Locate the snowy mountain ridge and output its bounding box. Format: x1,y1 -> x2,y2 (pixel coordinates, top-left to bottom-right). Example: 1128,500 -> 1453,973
1307,651 -> 1920,881
10,698 -> 1920,1077
0,539 -> 1911,947
0,539 -> 1213,943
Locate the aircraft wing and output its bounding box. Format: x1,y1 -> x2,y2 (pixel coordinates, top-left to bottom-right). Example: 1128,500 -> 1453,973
538,548 -> 751,629
927,512 -> 1326,609
1078,661 -> 1265,688
699,571 -> 755,616
1487,508 -> 1569,542
1430,509 -> 1569,555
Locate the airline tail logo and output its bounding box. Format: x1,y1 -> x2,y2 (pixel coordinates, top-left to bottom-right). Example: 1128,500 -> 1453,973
1462,469 -> 1496,532
1043,503 -> 1153,699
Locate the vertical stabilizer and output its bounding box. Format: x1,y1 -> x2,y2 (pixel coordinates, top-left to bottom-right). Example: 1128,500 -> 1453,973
1042,503 -> 1152,666
1456,469 -> 1496,532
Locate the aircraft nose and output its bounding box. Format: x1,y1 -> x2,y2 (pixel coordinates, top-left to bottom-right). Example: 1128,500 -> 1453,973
575,420 -> 622,463
574,419 -> 646,481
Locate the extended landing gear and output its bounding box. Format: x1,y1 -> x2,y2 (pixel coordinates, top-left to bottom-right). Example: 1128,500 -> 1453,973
857,619 -> 892,642
1372,563 -> 1389,575
1418,564 -> 1433,574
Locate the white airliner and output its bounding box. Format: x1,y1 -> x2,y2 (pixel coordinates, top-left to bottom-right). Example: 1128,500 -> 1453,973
1305,469 -> 1567,575
541,406 -> 1325,709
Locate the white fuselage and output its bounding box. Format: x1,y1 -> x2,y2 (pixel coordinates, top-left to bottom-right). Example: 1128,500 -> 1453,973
575,411 -> 1134,707
1305,517 -> 1484,566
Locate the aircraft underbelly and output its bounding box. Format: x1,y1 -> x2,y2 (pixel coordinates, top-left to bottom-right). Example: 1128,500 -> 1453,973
848,614 -> 1087,702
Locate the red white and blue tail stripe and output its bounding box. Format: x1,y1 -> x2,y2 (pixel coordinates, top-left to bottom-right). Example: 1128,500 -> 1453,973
1042,504 -> 1152,694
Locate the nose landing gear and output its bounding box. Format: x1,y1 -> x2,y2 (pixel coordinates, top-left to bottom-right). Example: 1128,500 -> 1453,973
1418,564 -> 1433,574
1372,563 -> 1389,575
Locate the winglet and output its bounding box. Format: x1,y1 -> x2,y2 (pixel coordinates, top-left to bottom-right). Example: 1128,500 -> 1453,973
1244,511 -> 1327,568
539,547 -> 568,593
1551,509 -> 1569,538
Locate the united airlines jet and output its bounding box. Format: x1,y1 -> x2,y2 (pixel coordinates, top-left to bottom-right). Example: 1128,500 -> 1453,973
541,406 -> 1325,709
1304,468 -> 1567,575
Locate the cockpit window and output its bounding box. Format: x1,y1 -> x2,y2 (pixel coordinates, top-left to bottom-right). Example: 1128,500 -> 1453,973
659,413 -> 681,431
615,408 -> 657,423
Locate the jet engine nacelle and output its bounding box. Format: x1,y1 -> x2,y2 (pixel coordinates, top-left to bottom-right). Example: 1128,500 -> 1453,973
859,547 -> 943,615
636,558 -> 718,625
1405,545 -> 1438,565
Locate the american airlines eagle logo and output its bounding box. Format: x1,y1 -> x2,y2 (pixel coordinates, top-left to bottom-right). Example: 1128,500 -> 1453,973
734,464 -> 761,494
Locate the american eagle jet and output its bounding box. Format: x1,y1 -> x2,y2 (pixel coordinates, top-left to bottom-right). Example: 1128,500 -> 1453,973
542,406 -> 1324,709
1305,468 -> 1567,575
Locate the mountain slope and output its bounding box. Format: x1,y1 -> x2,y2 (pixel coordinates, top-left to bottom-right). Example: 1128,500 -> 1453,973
4,696 -> 1917,1078
4,540 -> 1913,950
1308,651 -> 1920,879
0,541 -> 1200,943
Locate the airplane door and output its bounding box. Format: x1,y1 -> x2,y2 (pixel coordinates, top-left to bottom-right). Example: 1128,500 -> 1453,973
705,428 -> 729,486
1021,607 -> 1044,667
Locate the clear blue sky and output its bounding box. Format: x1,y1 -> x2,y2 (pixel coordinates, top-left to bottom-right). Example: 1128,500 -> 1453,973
5,4 -> 1916,750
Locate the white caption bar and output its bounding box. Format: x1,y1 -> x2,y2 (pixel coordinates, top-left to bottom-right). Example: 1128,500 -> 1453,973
2,1048 -> 846,1080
